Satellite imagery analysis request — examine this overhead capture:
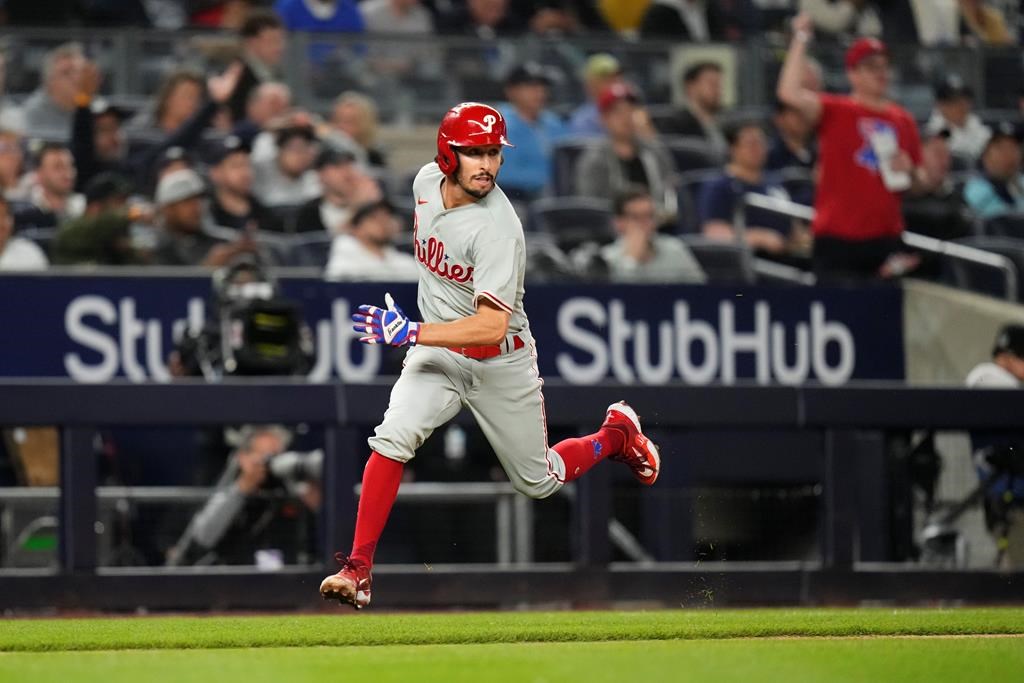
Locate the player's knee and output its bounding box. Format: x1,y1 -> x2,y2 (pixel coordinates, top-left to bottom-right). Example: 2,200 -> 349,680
367,434 -> 416,463
512,478 -> 560,500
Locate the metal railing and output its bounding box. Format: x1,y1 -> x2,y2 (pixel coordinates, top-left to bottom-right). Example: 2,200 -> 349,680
1,27 -> 1021,125
0,381 -> 1023,608
737,191 -> 1021,300
0,482 -> 535,568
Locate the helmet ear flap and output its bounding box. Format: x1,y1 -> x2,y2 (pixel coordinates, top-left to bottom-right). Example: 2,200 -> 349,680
436,144 -> 458,176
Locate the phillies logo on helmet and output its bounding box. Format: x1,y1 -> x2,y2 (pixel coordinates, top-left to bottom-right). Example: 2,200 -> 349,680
435,102 -> 514,175
468,114 -> 498,135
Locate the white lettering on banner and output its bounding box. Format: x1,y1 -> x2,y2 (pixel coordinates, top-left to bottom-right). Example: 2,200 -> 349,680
62,294 -> 384,383
555,298 -> 609,384
719,301 -> 770,384
64,295 -> 206,383
771,319 -> 810,384
119,299 -> 147,382
309,321 -> 334,383
64,296 -> 119,383
332,298 -> 380,382
811,303 -> 855,385
634,317 -> 674,384
675,302 -> 718,384
555,297 -> 857,386
608,301 -> 635,383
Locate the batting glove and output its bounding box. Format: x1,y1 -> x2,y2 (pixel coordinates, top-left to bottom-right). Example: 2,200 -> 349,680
352,292 -> 420,346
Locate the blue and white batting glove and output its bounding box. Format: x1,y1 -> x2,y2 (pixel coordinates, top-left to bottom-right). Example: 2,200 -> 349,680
352,292 -> 420,346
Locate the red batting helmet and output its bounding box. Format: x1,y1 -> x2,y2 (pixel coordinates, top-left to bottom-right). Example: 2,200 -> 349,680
435,102 -> 513,176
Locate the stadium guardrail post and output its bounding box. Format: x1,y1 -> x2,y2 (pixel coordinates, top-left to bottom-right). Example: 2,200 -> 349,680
822,430 -> 858,570
321,424 -> 358,567
59,426 -> 97,573
573,439 -> 611,569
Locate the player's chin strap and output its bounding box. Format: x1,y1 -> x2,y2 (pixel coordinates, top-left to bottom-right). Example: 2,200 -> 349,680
352,292 -> 421,347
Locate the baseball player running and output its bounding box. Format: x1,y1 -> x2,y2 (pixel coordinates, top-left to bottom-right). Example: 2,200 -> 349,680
320,102 -> 661,609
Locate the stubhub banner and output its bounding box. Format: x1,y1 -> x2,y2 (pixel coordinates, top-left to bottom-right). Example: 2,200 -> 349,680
0,275 -> 904,385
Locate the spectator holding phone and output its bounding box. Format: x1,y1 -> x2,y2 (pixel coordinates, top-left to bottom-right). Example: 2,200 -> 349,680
777,13 -> 931,281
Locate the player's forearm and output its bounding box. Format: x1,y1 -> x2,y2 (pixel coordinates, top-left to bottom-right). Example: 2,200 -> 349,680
777,34 -> 810,106
416,312 -> 509,347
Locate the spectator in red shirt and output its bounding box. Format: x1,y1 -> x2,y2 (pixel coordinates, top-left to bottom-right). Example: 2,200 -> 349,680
777,13 -> 932,281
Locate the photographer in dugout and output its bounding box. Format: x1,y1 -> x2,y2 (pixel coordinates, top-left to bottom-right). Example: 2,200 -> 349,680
165,258 -> 320,565
168,425 -> 323,566
966,323 -> 1024,569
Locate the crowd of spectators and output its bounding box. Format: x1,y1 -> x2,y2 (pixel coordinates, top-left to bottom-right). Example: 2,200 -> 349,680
0,1 -> 1020,43
0,1 -> 1022,286
3,1 -> 1024,573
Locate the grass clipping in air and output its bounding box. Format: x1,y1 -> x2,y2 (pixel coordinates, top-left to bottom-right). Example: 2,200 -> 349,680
1,608 -> 1022,653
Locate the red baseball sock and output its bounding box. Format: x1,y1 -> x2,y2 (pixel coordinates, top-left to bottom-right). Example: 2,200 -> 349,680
553,427 -> 626,482
349,451 -> 404,568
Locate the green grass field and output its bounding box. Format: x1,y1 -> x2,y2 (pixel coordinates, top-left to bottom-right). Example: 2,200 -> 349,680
1,608 -> 1021,683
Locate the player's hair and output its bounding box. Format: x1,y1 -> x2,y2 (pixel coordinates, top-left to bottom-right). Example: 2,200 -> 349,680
42,42 -> 84,83
247,81 -> 292,107
724,119 -> 765,148
683,61 -> 722,86
612,185 -> 653,217
240,10 -> 284,39
332,91 -> 379,148
33,141 -> 70,169
153,69 -> 205,125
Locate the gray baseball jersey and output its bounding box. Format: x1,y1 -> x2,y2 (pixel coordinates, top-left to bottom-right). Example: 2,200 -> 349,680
367,162 -> 566,498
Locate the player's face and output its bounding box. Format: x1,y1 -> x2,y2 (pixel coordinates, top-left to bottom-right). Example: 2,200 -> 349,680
730,126 -> 767,171
455,145 -> 502,199
849,55 -> 890,98
615,196 -> 657,237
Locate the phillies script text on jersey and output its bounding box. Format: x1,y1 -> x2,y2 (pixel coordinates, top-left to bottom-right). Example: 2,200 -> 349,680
413,213 -> 474,284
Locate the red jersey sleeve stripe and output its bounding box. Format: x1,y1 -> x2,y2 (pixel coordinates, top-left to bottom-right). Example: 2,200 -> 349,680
474,291 -> 514,314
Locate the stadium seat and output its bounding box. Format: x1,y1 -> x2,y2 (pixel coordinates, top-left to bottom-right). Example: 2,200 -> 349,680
979,214 -> 1024,239
947,235 -> 1024,300
267,204 -> 307,234
662,136 -> 723,173
524,233 -> 575,283
676,168 -> 722,234
528,196 -> 614,252
680,234 -> 755,284
16,227 -> 59,257
250,230 -> 295,267
551,137 -> 601,196
285,232 -> 334,269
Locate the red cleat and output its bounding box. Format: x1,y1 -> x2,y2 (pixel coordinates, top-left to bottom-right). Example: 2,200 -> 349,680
320,554 -> 372,609
601,401 -> 661,485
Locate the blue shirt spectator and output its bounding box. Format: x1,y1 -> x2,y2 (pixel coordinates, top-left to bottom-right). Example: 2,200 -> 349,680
964,174 -> 1024,219
567,53 -> 623,138
497,63 -> 568,199
567,104 -> 602,137
273,0 -> 365,32
698,120 -> 809,259
699,172 -> 792,237
964,122 -> 1024,220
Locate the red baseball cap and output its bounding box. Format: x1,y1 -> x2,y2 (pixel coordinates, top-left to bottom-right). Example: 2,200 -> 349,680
845,37 -> 888,70
597,82 -> 639,114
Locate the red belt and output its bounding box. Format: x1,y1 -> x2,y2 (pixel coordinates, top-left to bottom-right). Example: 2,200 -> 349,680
448,334 -> 524,360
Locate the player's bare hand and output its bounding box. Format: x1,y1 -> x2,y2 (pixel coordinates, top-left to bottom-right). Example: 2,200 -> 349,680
208,61 -> 244,104
792,13 -> 813,37
352,292 -> 421,346
77,60 -> 102,100
890,150 -> 913,173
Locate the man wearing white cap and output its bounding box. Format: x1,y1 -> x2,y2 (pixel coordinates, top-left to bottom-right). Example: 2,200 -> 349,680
152,168 -> 256,267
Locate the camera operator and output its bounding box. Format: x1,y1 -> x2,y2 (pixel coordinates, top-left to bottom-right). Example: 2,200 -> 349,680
966,323 -> 1024,569
169,425 -> 323,567
170,258 -> 314,380
163,259 -> 320,567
